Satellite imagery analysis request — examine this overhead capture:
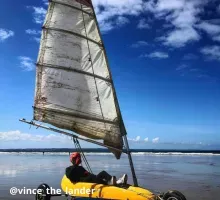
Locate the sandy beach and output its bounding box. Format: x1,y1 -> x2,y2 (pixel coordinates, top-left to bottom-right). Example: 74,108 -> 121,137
0,153 -> 220,200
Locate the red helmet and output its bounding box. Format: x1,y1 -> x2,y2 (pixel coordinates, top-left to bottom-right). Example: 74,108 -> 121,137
70,152 -> 81,165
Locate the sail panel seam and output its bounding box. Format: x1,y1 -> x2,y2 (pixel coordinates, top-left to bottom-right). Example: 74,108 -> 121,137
42,27 -> 103,48
34,106 -> 117,125
37,102 -> 106,119
80,4 -> 106,126
36,63 -> 112,83
89,2 -> 126,136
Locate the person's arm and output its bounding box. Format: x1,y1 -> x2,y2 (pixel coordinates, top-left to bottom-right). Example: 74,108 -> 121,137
80,166 -> 90,176
65,166 -> 71,178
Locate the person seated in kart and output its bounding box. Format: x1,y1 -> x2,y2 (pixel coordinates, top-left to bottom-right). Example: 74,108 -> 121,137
66,152 -> 127,186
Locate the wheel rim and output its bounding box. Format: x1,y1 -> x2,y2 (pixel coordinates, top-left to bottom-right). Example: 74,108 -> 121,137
36,193 -> 44,200
36,187 -> 46,200
167,197 -> 179,200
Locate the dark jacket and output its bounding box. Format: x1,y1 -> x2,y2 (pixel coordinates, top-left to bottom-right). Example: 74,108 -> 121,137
66,165 -> 89,182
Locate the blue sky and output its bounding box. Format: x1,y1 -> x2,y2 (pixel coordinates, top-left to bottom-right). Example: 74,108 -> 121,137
1,0 -> 220,150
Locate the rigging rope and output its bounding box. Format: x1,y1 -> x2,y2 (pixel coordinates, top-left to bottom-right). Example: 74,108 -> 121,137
73,138 -> 93,173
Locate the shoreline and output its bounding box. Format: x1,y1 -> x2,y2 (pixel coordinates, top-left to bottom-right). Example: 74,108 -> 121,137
0,148 -> 220,156
0,148 -> 220,154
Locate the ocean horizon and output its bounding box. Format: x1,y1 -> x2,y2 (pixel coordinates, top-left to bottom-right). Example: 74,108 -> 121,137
1,148 -> 220,152
1,148 -> 220,155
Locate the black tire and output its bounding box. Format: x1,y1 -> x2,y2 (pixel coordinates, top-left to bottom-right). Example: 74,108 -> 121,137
35,183 -> 51,200
163,190 -> 186,200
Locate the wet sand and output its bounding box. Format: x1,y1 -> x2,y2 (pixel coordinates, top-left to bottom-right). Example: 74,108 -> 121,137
0,153 -> 220,200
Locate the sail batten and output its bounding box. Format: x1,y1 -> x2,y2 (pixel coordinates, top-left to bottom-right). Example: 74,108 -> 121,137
34,106 -> 118,125
34,0 -> 124,159
43,27 -> 102,47
36,63 -> 111,83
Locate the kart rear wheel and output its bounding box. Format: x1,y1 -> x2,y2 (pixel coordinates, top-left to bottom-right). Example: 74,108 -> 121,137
35,183 -> 51,200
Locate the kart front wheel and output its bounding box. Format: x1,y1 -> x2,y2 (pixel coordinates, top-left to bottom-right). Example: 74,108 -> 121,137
162,190 -> 186,200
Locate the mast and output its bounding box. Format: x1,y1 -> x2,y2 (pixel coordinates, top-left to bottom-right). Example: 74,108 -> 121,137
90,2 -> 138,187
124,136 -> 138,186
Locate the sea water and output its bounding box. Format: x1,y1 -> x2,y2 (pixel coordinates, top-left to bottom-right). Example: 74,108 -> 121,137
0,153 -> 220,200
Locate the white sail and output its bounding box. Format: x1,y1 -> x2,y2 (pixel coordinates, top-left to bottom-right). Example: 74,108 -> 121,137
34,0 -> 124,158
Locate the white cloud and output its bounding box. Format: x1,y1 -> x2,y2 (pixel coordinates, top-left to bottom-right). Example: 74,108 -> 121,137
93,0 -> 212,43
28,6 -> 47,24
131,41 -> 148,48
196,22 -> 220,36
195,21 -> 220,43
128,136 -> 141,142
135,136 -> 141,142
42,0 -> 49,6
27,0 -> 48,24
94,0 -> 143,18
159,27 -> 200,48
200,46 -> 220,61
99,21 -> 114,33
25,29 -> 41,35
137,19 -> 150,29
213,35 -> 220,42
152,137 -> 159,143
128,136 -> 162,143
33,37 -> 41,43
142,51 -> 169,59
99,16 -> 130,33
18,56 -> 35,71
93,0 -> 143,33
0,29 -> 14,42
25,29 -> 41,43
154,0 -> 185,12
144,0 -> 207,47
0,130 -> 71,143
116,16 -> 129,26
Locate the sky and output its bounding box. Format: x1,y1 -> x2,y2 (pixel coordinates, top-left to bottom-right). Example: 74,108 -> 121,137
0,0 -> 220,150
